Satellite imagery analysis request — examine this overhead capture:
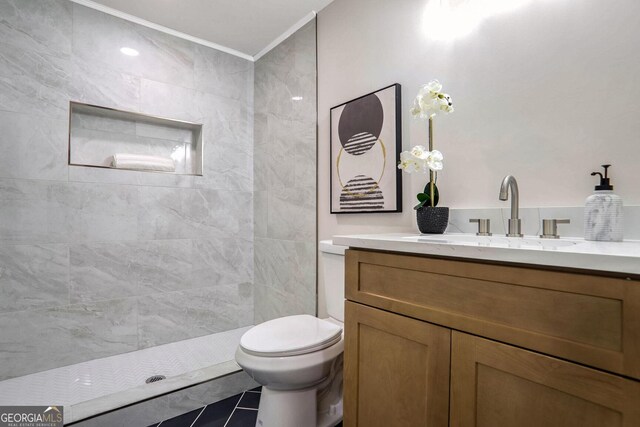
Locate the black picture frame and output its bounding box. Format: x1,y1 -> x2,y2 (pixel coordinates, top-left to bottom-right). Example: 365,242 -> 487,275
330,83 -> 402,214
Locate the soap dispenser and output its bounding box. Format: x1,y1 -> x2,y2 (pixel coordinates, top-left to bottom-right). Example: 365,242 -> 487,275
584,165 -> 623,241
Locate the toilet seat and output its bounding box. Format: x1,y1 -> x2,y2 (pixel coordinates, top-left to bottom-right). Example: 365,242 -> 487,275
240,315 -> 343,357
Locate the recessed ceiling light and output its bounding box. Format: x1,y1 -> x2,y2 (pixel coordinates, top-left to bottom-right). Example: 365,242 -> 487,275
291,96 -> 303,101
120,47 -> 139,57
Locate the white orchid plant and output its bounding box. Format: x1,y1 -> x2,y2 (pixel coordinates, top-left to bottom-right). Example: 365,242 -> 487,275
398,80 -> 454,209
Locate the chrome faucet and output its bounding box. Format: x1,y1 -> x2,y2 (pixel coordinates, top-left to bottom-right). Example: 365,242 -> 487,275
499,175 -> 523,237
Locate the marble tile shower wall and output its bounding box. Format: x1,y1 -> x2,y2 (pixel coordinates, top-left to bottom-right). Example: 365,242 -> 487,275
253,21 -> 317,322
0,1 -> 254,380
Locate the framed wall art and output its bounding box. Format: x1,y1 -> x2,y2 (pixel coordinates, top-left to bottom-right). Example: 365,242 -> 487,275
330,83 -> 402,213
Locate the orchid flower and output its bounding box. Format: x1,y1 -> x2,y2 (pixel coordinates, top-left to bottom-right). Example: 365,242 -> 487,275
397,147 -> 444,174
410,80 -> 454,119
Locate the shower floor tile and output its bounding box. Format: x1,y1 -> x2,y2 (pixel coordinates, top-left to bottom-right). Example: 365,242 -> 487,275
0,326 -> 253,424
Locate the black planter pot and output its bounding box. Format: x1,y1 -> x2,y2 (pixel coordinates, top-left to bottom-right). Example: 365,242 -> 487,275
416,206 -> 449,234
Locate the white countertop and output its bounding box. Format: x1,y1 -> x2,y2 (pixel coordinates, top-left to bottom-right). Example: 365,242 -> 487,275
332,233 -> 640,276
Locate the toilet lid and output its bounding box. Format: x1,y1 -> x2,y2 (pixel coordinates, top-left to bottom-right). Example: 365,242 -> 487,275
240,315 -> 343,357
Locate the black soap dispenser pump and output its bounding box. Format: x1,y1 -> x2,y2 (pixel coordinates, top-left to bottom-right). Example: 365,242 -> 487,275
584,165 -> 623,241
591,164 -> 614,191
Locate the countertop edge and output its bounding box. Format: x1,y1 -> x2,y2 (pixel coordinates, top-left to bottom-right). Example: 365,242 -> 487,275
333,235 -> 640,277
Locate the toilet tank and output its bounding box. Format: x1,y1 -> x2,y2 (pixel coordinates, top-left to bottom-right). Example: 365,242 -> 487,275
319,240 -> 347,322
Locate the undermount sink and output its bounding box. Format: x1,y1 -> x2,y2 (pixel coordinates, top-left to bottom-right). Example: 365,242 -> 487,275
414,234 -> 580,248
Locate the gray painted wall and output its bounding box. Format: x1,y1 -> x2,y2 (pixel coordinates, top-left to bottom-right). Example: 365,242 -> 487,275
253,20 -> 317,322
0,0 -> 254,380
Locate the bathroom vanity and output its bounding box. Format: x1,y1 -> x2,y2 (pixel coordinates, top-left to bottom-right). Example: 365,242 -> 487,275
333,234 -> 640,427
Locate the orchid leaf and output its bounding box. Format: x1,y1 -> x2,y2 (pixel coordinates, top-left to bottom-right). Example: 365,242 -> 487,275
413,183 -> 439,209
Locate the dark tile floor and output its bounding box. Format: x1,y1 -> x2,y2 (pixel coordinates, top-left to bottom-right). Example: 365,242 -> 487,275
150,387 -> 343,427
150,387 -> 261,427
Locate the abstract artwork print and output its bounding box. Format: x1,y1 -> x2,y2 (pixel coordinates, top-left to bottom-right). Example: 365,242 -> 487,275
330,84 -> 402,213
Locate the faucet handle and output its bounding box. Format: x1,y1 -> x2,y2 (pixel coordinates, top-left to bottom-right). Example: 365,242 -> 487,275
470,219 -> 492,236
540,219 -> 570,239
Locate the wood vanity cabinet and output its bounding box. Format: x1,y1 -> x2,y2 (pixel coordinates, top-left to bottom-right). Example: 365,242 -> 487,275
343,249 -> 640,427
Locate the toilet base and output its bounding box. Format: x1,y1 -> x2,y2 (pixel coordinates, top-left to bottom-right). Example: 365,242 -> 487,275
256,386 -> 316,427
255,385 -> 342,427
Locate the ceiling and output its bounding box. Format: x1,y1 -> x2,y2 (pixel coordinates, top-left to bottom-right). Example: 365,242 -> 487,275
83,0 -> 333,58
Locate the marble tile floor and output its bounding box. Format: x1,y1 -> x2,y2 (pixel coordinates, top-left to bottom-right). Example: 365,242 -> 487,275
150,387 -> 344,427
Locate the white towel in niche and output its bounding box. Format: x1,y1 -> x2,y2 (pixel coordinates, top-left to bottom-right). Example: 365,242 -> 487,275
111,153 -> 176,172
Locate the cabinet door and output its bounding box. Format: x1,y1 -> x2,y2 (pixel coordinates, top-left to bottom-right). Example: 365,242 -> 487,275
344,301 -> 450,427
451,331 -> 640,427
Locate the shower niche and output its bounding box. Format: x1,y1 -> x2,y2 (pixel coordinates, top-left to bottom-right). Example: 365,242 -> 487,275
69,102 -> 203,175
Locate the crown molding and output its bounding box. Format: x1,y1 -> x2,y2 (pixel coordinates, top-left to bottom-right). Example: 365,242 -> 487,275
69,0 -> 254,61
253,11 -> 317,61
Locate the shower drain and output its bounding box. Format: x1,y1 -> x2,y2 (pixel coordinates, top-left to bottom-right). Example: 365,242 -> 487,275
145,375 -> 166,384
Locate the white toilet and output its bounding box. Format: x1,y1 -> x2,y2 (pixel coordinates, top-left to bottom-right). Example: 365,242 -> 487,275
235,240 -> 346,427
